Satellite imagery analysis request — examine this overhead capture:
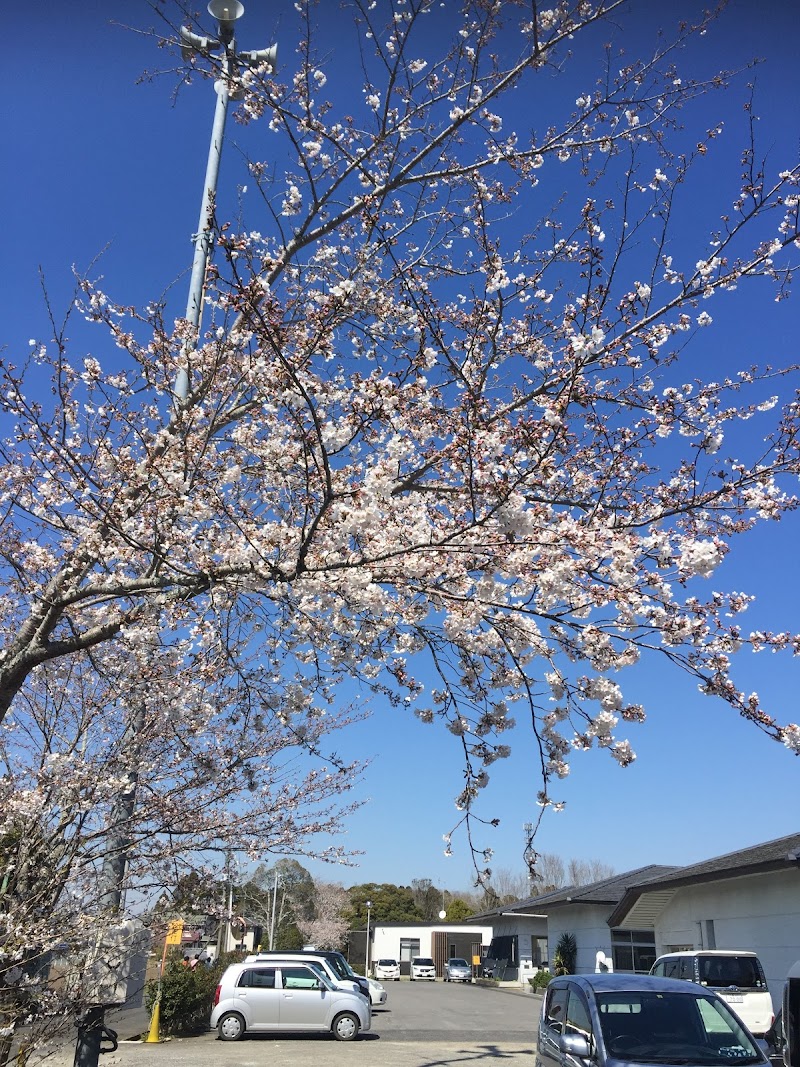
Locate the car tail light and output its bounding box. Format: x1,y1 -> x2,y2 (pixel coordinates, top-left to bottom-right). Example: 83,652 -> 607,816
213,984 -> 221,1007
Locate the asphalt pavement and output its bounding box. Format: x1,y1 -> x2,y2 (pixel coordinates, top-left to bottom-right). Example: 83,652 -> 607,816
25,981 -> 541,1067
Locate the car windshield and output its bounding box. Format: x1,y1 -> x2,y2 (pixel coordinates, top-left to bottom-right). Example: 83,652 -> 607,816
378,960 -> 396,966
698,956 -> 767,991
596,990 -> 764,1065
327,952 -> 357,979
450,959 -> 469,967
415,958 -> 434,966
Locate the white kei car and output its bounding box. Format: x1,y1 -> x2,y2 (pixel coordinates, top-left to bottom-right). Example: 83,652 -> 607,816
373,958 -> 401,981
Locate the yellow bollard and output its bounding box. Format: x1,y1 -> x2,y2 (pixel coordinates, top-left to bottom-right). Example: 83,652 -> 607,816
145,1000 -> 162,1043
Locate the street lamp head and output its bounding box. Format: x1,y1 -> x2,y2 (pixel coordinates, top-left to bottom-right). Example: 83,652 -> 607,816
438,909 -> 447,920
208,0 -> 244,43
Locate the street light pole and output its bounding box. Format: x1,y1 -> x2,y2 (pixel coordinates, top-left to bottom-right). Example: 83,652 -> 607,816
175,1 -> 277,402
365,901 -> 373,977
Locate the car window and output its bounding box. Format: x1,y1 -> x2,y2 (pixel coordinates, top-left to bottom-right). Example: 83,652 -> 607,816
281,967 -> 320,989
305,962 -> 332,987
330,956 -> 347,978
698,955 -> 767,990
544,986 -> 569,1034
450,959 -> 469,967
566,991 -> 593,1042
238,968 -> 275,989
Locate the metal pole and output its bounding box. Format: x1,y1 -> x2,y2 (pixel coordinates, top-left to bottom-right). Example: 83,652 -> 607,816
175,54 -> 231,403
269,873 -> 279,950
365,903 -> 372,977
226,872 -> 234,953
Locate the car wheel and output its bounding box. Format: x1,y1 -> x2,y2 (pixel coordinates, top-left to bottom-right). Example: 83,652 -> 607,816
332,1012 -> 360,1042
217,1012 -> 245,1041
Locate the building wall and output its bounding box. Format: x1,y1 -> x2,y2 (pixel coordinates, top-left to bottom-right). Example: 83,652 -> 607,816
654,868 -> 800,1008
547,905 -> 615,974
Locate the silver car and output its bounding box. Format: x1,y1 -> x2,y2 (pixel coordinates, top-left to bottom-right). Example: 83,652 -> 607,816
536,973 -> 768,1067
443,958 -> 473,982
210,959 -> 371,1041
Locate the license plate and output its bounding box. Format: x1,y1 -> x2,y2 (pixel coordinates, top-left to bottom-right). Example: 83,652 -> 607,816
722,994 -> 743,1003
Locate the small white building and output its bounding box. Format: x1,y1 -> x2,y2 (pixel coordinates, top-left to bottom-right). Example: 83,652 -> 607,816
370,921 -> 494,977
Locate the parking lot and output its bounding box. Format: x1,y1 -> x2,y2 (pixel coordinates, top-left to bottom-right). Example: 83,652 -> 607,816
28,982 -> 540,1067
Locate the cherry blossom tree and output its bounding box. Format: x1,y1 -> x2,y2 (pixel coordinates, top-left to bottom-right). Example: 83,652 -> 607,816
2,4 -> 800,1044
297,881 -> 351,950
0,632 -> 364,1060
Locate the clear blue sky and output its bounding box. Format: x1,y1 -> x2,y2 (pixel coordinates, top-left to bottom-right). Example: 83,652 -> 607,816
3,0 -> 799,895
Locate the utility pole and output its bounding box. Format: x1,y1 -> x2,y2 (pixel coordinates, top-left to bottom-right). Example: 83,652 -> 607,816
175,0 -> 277,402
269,871 -> 279,950
73,705 -> 146,1067
71,8 -> 276,1061
216,851 -> 234,958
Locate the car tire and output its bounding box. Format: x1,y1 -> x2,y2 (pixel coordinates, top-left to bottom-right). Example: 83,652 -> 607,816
332,1012 -> 360,1041
217,1012 -> 245,1041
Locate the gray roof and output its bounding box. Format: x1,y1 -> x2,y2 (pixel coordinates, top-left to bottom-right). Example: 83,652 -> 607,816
609,831 -> 800,927
469,864 -> 679,921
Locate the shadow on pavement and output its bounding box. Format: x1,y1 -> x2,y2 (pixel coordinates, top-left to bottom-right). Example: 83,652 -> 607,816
416,1046 -> 536,1065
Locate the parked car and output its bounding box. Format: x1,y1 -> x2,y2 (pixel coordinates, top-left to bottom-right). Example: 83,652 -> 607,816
245,948 -> 370,999
536,972 -> 768,1067
244,950 -> 367,1000
443,958 -> 472,982
650,950 -> 774,1037
211,958 -> 371,1041
410,957 -> 436,981
374,958 -> 401,981
367,977 -> 388,1007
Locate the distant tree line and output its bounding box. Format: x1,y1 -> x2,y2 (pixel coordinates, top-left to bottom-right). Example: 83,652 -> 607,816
150,853 -> 615,954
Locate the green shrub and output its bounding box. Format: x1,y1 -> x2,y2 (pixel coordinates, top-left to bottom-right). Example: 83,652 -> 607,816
145,953 -> 229,1036
529,969 -> 553,991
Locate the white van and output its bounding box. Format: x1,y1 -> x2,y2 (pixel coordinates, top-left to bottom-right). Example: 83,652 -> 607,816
650,950 -> 773,1036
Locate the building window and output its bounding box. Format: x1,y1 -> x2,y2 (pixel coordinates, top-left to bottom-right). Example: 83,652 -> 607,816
610,929 -> 656,973
532,936 -> 549,967
399,938 -> 420,964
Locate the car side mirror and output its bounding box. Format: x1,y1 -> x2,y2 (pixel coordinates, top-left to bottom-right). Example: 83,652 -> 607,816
560,1033 -> 592,1060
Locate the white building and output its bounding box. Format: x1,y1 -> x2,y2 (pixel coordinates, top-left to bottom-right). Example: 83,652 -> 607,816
369,921 -> 494,977
468,833 -> 800,1010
